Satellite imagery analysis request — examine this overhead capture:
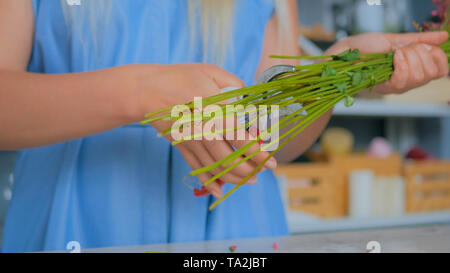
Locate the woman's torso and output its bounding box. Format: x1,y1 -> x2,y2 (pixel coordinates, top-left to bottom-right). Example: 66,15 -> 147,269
1,0 -> 288,252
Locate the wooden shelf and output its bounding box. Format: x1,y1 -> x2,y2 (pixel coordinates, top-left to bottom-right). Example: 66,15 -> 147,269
287,210 -> 450,234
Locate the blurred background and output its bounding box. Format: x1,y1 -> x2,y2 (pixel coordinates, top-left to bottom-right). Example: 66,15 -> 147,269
0,0 -> 449,246
281,0 -> 450,234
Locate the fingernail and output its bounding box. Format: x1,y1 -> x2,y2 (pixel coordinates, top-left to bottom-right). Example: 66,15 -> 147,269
424,44 -> 432,51
211,189 -> 222,199
249,127 -> 258,138
265,158 -> 277,169
396,49 -> 405,61
249,176 -> 258,184
396,42 -> 407,49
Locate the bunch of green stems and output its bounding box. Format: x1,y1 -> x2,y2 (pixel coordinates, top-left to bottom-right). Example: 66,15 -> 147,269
142,41 -> 450,210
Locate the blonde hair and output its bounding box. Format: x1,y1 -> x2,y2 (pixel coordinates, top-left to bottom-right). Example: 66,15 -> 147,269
187,0 -> 235,65
61,0 -> 290,65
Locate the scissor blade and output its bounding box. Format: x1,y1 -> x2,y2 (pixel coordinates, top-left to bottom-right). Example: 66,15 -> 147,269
254,65 -> 296,85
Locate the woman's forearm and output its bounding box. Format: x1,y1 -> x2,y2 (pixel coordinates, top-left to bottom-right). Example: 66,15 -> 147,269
259,1 -> 333,163
274,110 -> 332,163
272,43 -> 352,163
0,66 -> 142,150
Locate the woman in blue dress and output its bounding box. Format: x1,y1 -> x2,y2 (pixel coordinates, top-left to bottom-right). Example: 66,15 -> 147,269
0,0 -> 448,252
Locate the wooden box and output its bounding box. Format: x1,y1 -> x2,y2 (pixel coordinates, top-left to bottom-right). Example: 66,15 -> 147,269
330,154 -> 403,215
404,161 -> 450,213
277,155 -> 450,218
276,154 -> 403,218
275,163 -> 346,218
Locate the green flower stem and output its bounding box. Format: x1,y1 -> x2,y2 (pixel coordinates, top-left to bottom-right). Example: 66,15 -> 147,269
190,98 -> 326,177
203,68 -> 393,188
209,96 -> 342,210
270,54 -> 333,60
199,95 -> 341,183
140,43 -> 450,210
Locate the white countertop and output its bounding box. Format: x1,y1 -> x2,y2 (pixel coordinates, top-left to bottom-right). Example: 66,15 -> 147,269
77,224 -> 450,253
287,211 -> 450,234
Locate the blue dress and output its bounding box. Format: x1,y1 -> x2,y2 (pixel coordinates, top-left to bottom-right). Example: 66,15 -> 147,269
1,0 -> 288,252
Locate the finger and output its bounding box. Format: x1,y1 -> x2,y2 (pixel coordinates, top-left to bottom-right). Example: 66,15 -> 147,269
404,45 -> 425,84
386,31 -> 449,47
416,44 -> 439,79
386,48 -> 409,93
190,74 -> 221,98
206,143 -> 259,185
247,126 -> 277,169
223,115 -> 277,170
201,139 -> 259,184
205,115 -> 273,178
430,46 -> 450,77
189,140 -> 257,184
228,136 -> 277,171
200,64 -> 245,89
179,146 -> 223,198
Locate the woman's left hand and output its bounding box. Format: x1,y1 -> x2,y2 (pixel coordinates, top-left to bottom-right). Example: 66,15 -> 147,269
326,31 -> 449,94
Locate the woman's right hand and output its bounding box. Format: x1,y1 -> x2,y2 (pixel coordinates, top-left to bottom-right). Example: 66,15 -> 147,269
124,63 -> 278,198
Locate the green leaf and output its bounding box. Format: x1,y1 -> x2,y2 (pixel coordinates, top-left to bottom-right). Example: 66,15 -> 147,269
332,49 -> 350,60
370,74 -> 376,85
369,74 -> 377,93
333,82 -> 347,94
321,65 -> 336,78
332,49 -> 361,61
352,72 -> 363,86
361,71 -> 368,83
344,96 -> 355,107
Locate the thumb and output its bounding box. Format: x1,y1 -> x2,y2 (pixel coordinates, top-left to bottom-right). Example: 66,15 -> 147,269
201,64 -> 245,89
386,31 -> 449,47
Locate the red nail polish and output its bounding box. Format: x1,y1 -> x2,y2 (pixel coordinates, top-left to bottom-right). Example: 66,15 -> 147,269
193,187 -> 210,197
193,179 -> 225,197
256,129 -> 264,145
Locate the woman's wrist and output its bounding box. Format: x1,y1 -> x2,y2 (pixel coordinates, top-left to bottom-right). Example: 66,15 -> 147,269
110,64 -> 153,124
116,64 -> 171,124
